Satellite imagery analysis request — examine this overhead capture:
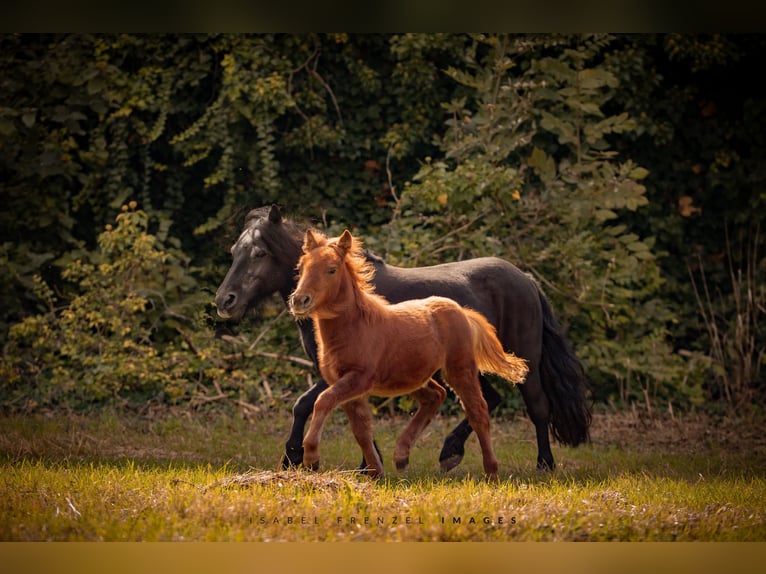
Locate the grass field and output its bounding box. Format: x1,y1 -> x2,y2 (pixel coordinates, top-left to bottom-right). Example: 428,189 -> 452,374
1,407 -> 765,542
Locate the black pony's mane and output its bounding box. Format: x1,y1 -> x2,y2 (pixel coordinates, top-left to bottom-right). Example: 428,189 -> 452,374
242,206 -> 388,272
243,207 -> 306,261
362,249 -> 385,266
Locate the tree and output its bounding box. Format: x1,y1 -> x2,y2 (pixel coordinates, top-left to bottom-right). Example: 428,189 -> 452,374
0,34 -> 467,337
384,34 -> 696,407
606,34 -> 766,408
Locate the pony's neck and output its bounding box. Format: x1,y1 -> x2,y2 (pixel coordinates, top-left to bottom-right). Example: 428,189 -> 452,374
277,231 -> 308,304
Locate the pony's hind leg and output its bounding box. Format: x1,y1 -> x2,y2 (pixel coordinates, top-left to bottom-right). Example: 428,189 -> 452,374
341,397 -> 384,478
518,369 -> 555,470
393,378 -> 447,471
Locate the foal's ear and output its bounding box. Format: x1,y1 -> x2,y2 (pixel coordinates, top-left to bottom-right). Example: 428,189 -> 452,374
337,229 -> 353,255
303,229 -> 321,252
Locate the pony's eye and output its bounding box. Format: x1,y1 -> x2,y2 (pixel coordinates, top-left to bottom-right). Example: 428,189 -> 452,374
253,249 -> 267,259
327,267 -> 336,275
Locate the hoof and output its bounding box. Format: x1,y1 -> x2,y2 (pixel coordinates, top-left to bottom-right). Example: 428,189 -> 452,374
282,446 -> 304,469
281,454 -> 300,469
302,460 -> 319,472
536,460 -> 555,472
395,457 -> 409,471
439,453 -> 463,473
366,468 -> 385,480
439,436 -> 465,472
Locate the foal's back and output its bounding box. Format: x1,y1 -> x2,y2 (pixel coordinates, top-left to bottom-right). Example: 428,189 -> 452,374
337,295 -> 464,397
370,256 -> 543,362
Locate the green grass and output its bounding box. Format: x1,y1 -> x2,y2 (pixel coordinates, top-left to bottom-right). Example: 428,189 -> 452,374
1,409 -> 765,541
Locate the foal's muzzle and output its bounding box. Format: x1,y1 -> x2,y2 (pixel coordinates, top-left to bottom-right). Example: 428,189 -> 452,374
289,293 -> 312,318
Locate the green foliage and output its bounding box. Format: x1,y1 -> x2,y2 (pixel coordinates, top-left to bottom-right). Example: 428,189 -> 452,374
2,202 -> 313,412
2,34 -> 765,413
3,204 -> 194,406
603,34 -> 766,407
0,34 -> 466,338
385,34 -> 695,407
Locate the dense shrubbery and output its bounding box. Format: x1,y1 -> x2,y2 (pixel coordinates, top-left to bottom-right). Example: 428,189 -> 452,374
1,34 -> 764,414
379,36 -> 703,409
1,203 -> 306,412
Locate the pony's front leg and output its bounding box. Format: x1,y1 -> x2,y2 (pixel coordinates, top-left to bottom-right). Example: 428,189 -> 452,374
341,397 -> 384,478
282,378 -> 328,469
394,379 -> 446,471
302,371 -> 373,472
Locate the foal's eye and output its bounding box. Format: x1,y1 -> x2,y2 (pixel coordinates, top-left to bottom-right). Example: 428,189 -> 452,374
327,267 -> 337,275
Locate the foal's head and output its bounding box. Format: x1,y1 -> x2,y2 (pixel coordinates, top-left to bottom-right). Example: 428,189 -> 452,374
289,229 -> 375,319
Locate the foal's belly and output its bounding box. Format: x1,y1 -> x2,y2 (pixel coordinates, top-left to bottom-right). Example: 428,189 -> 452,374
370,369 -> 438,398
368,341 -> 443,397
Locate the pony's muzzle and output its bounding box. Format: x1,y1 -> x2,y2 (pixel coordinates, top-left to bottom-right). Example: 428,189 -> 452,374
215,291 -> 238,318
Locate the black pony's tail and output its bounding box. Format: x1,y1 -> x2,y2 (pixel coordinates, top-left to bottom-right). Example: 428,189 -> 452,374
538,290 -> 592,446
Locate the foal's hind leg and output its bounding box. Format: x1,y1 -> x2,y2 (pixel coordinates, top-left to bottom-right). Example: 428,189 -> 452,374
439,374 -> 501,472
393,378 -> 447,472
448,370 -> 498,480
341,397 -> 384,478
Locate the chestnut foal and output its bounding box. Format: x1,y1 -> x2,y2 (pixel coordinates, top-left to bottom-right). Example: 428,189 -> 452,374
289,229 -> 527,480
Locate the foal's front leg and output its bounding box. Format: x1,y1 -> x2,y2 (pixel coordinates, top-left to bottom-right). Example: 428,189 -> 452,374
341,397 -> 384,477
302,371 -> 373,472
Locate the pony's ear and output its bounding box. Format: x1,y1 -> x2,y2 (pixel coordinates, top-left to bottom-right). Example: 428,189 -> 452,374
303,229 -> 321,252
337,229 -> 353,256
268,204 -> 282,224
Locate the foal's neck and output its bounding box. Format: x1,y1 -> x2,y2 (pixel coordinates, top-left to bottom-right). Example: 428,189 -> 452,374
323,271 -> 383,326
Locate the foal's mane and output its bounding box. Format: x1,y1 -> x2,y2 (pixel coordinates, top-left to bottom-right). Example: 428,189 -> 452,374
309,230 -> 388,315
328,233 -> 377,296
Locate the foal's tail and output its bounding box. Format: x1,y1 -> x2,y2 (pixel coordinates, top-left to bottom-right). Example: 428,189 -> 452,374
465,309 -> 528,384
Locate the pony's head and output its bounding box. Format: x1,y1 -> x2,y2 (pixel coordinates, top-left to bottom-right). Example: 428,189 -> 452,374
215,205 -> 304,320
289,229 -> 375,319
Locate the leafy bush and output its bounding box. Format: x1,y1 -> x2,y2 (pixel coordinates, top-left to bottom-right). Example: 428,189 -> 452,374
3,204 -> 188,406
381,34 -> 702,409
1,203 -> 307,412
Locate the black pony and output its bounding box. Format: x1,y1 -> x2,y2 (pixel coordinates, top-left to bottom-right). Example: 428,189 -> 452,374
215,205 -> 591,471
